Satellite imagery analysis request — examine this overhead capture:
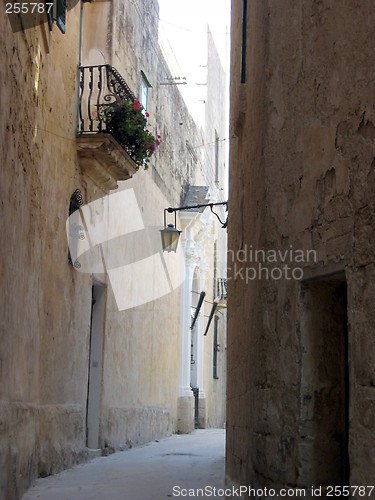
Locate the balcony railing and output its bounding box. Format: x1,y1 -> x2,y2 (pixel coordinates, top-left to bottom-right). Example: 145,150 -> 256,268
216,278 -> 227,302
76,65 -> 139,190
78,65 -> 139,159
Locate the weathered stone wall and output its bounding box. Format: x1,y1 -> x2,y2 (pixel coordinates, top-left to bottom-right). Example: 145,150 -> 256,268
95,173 -> 182,449
227,0 -> 375,494
107,407 -> 173,449
0,5 -> 90,499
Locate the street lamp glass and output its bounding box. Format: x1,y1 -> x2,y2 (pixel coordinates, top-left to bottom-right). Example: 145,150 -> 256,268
160,224 -> 181,252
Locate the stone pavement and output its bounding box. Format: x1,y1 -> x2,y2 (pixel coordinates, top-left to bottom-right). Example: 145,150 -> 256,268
22,429 -> 226,500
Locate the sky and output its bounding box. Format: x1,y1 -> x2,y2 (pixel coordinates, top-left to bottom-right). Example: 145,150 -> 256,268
157,0 -> 231,123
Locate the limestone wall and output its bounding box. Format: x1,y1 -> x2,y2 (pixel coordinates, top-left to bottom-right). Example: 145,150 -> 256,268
227,0 -> 375,494
0,4 -> 90,498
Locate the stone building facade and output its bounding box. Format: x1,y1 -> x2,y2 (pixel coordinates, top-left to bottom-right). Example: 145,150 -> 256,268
0,0 -> 227,498
227,0 -> 375,496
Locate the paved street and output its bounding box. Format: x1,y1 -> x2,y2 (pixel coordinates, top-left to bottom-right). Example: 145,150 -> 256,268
22,429 -> 225,500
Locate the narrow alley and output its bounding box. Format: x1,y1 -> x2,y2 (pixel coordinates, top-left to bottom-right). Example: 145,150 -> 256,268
2,0 -> 375,497
22,429 -> 225,500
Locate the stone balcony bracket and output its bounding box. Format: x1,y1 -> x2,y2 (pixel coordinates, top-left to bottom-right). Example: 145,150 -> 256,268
77,133 -> 138,191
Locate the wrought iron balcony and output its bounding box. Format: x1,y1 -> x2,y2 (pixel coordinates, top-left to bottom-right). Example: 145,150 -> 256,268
215,278 -> 228,303
76,65 -> 139,191
78,65 -> 137,139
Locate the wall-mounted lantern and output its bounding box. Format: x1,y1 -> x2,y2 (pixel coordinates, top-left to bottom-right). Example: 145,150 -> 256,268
160,201 -> 228,253
160,209 -> 182,252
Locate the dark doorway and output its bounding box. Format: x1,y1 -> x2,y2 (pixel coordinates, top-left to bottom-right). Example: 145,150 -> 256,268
298,276 -> 349,487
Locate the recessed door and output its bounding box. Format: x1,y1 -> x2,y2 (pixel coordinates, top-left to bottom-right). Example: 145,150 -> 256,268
86,284 -> 106,449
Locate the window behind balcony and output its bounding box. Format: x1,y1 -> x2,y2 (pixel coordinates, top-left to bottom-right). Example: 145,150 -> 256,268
46,0 -> 66,33
139,72 -> 151,112
56,0 -> 66,33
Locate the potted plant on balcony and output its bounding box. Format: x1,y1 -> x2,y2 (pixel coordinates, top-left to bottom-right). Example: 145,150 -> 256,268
99,97 -> 161,168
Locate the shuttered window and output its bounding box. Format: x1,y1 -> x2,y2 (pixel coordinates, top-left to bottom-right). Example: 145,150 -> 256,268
56,0 -> 66,33
45,0 -> 66,33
